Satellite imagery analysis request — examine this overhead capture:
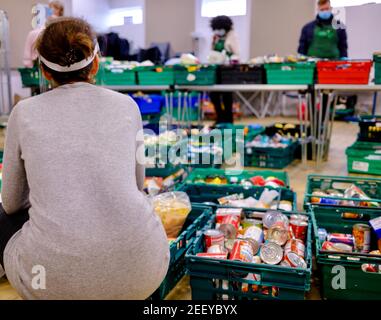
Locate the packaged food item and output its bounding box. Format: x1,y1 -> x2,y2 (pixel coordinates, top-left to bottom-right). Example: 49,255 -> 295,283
289,219 -> 308,242
243,225 -> 264,244
370,216 -> 381,239
260,242 -> 283,265
322,241 -> 335,251
263,211 -> 289,229
344,185 -> 380,208
353,224 -> 371,253
277,200 -> 293,212
204,229 -> 225,250
285,239 -> 305,257
218,214 -> 240,239
229,239 -> 258,262
332,243 -> 353,253
153,192 -> 191,238
318,228 -> 328,242
218,193 -> 243,205
283,252 -> 307,269
342,212 -> 363,219
267,221 -> 289,246
216,208 -> 242,224
241,219 -> 263,230
290,214 -> 308,222
327,233 -> 354,246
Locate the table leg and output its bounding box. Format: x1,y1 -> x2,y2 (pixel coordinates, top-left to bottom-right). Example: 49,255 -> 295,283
320,91 -> 334,163
316,90 -> 324,168
307,92 -> 316,162
261,91 -> 275,118
372,92 -> 378,116
236,91 -> 260,118
324,94 -> 338,161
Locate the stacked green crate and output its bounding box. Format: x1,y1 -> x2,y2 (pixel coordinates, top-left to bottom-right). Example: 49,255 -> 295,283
136,66 -> 175,85
96,63 -> 136,85
346,141 -> 381,175
174,65 -> 217,86
265,62 -> 315,85
374,53 -> 381,84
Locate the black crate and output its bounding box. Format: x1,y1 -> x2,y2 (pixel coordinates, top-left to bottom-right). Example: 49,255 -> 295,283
218,64 -> 265,84
358,116 -> 381,142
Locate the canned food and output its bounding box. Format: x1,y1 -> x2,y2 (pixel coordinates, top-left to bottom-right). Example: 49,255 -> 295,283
290,219 -> 308,242
207,245 -> 227,254
241,219 -> 263,230
196,253 -> 228,260
285,239 -> 305,257
204,229 -> 225,250
290,214 -> 308,222
224,239 -> 236,253
353,224 -> 371,253
260,242 -> 284,265
229,239 -> 257,263
244,225 -> 264,244
342,212 -> 363,219
267,222 -> 288,246
327,233 -> 354,246
277,201 -> 293,212
318,228 -> 328,242
263,211 -> 289,229
284,252 -> 307,269
216,208 -> 242,224
218,214 -> 240,239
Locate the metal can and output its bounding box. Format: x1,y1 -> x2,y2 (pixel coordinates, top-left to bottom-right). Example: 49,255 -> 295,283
290,219 -> 308,242
290,214 -> 309,222
267,221 -> 289,246
283,252 -> 307,269
285,239 -> 305,257
229,239 -> 257,263
216,208 -> 242,224
260,242 -> 284,265
218,214 -> 240,239
207,245 -> 227,254
277,201 -> 293,212
244,225 -> 264,244
353,224 -> 371,253
204,229 -> 225,250
263,211 -> 289,229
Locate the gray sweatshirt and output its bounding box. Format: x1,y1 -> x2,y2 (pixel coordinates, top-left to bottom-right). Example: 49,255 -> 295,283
1,82 -> 169,300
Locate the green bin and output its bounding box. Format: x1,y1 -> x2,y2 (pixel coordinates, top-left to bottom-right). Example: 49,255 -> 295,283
175,65 -> 217,86
374,54 -> 381,85
265,62 -> 315,85
137,66 -> 175,86
346,141 -> 381,175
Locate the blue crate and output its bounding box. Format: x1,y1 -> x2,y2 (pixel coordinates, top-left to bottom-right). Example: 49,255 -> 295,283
132,94 -> 164,115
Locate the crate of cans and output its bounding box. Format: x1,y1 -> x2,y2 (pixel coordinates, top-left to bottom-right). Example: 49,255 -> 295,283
304,175 -> 381,210
151,203 -> 213,300
177,184 -> 297,212
183,168 -> 290,189
358,115 -> 381,142
185,208 -> 312,300
312,205 -> 381,300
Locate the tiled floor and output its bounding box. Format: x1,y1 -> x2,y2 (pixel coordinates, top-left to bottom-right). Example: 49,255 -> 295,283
0,116 -> 370,300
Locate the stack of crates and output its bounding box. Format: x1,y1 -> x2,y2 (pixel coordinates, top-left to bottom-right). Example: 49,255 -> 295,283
304,175 -> 381,300
136,66 -> 175,86
174,65 -> 217,86
346,116 -> 381,176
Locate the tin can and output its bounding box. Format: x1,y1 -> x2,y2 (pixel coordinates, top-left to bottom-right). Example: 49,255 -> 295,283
241,219 -> 263,230
290,214 -> 308,222
229,239 -> 257,262
218,214 -> 240,239
267,221 -> 289,246
207,245 -> 227,254
290,219 -> 308,242
285,239 -> 305,257
353,224 -> 371,253
216,208 -> 242,224
277,201 -> 293,212
283,252 -> 307,269
204,229 -> 225,250
244,225 -> 264,244
263,211 -> 289,229
260,242 -> 284,265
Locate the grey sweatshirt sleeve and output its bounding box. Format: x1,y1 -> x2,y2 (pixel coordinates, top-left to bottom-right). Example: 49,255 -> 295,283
2,105 -> 30,214
134,103 -> 145,192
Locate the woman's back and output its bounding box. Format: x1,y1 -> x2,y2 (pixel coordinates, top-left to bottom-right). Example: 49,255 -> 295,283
2,83 -> 169,299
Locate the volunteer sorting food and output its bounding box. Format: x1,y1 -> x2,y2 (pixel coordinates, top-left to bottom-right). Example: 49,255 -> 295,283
0,17 -> 169,300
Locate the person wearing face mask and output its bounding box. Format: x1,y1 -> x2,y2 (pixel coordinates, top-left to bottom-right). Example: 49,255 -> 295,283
210,15 -> 240,124
23,1 -> 65,68
298,0 -> 348,59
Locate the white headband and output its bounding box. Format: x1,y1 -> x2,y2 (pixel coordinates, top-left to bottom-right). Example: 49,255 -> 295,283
39,43 -> 99,73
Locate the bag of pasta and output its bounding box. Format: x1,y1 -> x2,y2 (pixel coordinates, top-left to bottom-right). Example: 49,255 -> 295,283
153,192 -> 192,239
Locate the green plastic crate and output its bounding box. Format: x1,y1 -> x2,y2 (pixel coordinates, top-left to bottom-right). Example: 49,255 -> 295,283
136,66 -> 175,86
346,141 -> 381,175
312,205 -> 381,300
304,175 -> 381,209
177,184 -> 297,211
151,204 -> 213,300
183,168 -> 290,188
18,67 -> 41,87
175,65 -> 217,86
96,65 -> 136,85
374,54 -> 381,85
244,141 -> 299,169
186,209 -> 312,300
265,62 -> 316,85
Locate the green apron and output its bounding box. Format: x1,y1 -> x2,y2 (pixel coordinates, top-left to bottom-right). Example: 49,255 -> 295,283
213,37 -> 233,57
308,24 -> 340,59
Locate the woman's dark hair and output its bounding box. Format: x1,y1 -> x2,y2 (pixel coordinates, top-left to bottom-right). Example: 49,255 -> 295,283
36,17 -> 97,85
210,15 -> 233,32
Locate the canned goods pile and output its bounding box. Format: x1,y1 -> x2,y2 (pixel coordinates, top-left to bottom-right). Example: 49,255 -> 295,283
319,216 -> 381,261
245,134 -> 297,149
217,189 -> 293,211
311,184 -> 380,208
197,208 -> 309,270
192,174 -> 287,189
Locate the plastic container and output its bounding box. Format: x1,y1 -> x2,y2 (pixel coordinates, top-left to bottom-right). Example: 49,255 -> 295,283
183,168 -> 290,188
175,65 -> 217,86
375,54 -> 381,85
218,64 -> 265,84
244,141 -> 299,169
132,94 -> 164,115
304,175 -> 381,209
358,115 -> 381,142
346,141 -> 381,175
186,209 -> 312,300
97,66 -> 136,85
317,60 -> 372,85
265,62 -> 315,85
18,67 -> 41,87
151,204 -> 213,300
137,66 -> 175,85
312,205 -> 381,300
177,184 -> 297,211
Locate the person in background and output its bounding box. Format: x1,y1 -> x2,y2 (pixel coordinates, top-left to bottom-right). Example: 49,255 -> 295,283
298,0 -> 348,59
209,15 -> 240,124
23,1 -> 65,68
1,17 -> 169,299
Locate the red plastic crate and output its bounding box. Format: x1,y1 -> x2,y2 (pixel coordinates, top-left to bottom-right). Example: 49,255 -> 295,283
317,60 -> 372,84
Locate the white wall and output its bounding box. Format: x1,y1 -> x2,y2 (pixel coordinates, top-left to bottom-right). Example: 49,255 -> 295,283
71,0 -> 110,33
108,0 -> 146,51
194,0 -> 251,63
